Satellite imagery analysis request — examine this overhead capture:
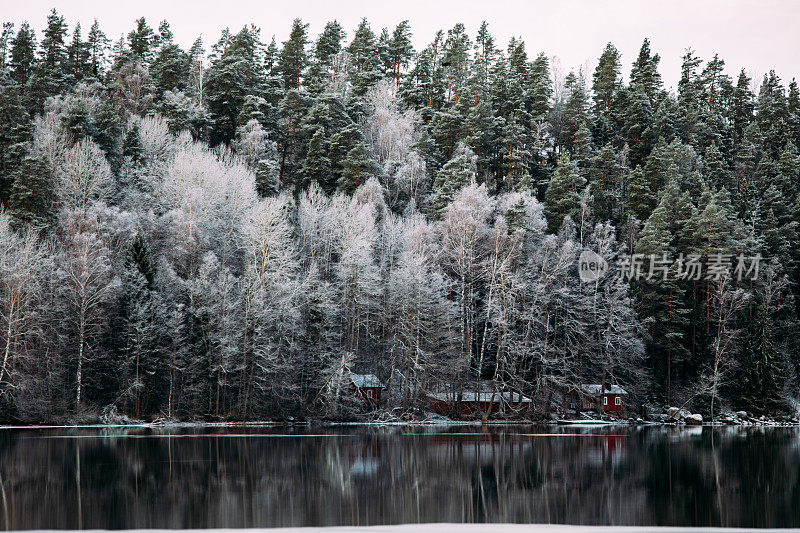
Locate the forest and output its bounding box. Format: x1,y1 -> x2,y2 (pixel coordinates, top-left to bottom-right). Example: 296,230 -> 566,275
0,10 -> 798,422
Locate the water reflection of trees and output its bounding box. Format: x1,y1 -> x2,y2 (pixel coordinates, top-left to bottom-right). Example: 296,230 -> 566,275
0,426 -> 798,528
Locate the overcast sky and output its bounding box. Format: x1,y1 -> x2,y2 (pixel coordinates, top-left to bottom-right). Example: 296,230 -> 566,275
4,0 -> 799,91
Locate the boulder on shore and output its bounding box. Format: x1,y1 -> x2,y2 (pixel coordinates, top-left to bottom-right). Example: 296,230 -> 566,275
667,407 -> 681,419
736,411 -> 748,419
685,413 -> 703,425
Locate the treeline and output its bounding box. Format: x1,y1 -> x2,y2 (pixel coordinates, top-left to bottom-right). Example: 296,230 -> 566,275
0,11 -> 798,422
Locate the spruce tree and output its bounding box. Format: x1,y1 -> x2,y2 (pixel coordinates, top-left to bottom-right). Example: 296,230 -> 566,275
428,144 -> 477,216
337,142 -> 380,194
0,23 -> 13,70
7,154 -> 54,231
732,69 -> 755,148
528,52 -> 552,120
635,177 -> 691,403
589,143 -> 623,223
703,142 -> 732,190
0,73 -> 30,203
756,71 -> 789,159
738,262 -> 798,415
301,128 -> 333,193
623,85 -> 656,167
127,231 -> 156,289
544,154 -> 586,231
787,79 -> 800,150
559,71 -> 590,152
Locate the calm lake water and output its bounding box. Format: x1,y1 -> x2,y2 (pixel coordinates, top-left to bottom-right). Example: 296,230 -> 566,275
0,424 -> 798,529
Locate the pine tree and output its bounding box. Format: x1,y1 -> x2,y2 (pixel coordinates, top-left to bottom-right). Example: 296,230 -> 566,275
9,22 -> 36,97
315,20 -> 345,66
442,23 -> 470,106
677,49 -> 703,145
347,18 -> 382,96
39,9 -> 68,70
205,26 -> 265,145
306,21 -> 344,93
278,19 -> 308,91
629,38 -> 662,105
86,19 -> 109,78
387,21 -> 414,86
66,23 -> 90,84
591,43 -> 622,145
127,18 -> 156,64
149,21 -> 189,96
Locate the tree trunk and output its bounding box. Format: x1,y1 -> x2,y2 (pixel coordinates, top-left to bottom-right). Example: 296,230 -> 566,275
76,312 -> 85,410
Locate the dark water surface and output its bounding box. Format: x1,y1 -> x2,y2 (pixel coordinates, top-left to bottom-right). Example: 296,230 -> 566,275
0,424 -> 798,529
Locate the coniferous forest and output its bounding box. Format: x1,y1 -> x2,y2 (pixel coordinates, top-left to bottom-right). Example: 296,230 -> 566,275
0,10 -> 799,423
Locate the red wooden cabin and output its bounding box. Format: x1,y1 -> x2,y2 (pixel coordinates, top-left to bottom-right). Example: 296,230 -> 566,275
349,373 -> 385,406
568,384 -> 627,412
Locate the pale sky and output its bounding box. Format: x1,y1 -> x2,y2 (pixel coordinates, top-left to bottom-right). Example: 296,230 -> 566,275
4,0 -> 799,91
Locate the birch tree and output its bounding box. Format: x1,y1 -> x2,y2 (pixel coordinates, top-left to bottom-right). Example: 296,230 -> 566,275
58,215 -> 117,410
0,213 -> 47,407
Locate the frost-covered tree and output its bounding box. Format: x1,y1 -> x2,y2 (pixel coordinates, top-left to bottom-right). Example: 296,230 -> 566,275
0,213 -> 47,412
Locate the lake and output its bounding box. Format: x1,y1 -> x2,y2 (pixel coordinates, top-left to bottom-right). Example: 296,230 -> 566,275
0,424 -> 798,529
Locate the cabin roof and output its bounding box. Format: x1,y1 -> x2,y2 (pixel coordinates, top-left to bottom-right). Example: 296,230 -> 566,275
350,373 -> 384,389
428,391 -> 533,403
579,384 -> 628,395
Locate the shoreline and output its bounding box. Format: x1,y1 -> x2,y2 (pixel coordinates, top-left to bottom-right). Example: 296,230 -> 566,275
1,419 -> 798,430
20,525 -> 800,532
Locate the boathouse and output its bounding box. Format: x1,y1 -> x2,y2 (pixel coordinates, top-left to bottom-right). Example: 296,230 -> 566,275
427,389 -> 533,416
